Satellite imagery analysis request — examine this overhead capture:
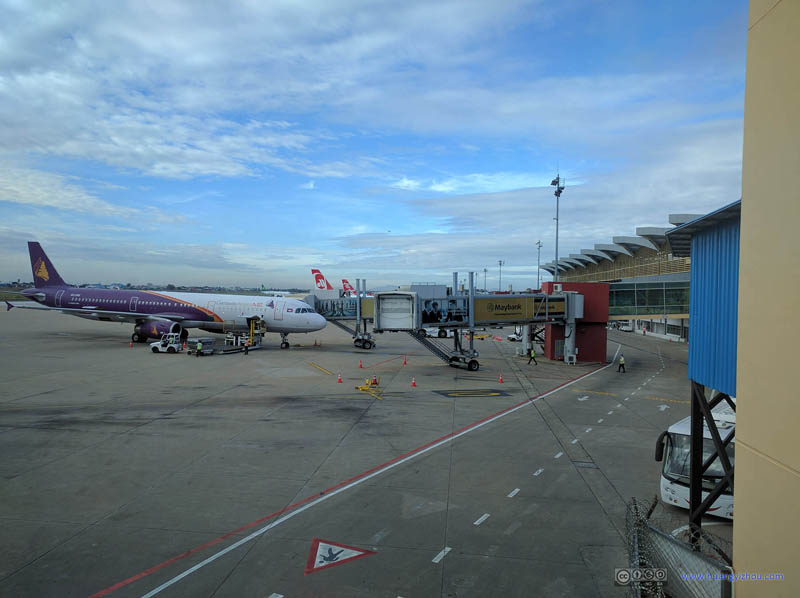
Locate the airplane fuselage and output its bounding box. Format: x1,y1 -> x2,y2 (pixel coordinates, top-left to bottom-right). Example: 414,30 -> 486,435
22,286 -> 325,335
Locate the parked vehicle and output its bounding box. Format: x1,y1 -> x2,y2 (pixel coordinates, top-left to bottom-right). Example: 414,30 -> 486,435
150,333 -> 183,354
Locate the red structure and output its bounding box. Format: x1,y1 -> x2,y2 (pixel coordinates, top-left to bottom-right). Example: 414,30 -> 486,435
540,282 -> 609,363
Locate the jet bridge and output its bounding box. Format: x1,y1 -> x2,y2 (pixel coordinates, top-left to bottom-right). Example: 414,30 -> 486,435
371,272 -> 584,370
308,279 -> 377,350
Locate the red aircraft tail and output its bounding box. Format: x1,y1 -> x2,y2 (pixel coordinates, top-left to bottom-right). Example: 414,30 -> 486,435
311,269 -> 334,290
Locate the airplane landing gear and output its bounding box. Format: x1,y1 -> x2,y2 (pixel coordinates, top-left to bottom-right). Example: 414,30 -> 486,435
280,333 -> 290,349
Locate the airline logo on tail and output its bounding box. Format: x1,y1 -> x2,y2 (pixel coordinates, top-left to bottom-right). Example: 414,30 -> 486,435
311,269 -> 333,290
33,258 -> 50,282
342,279 -> 355,293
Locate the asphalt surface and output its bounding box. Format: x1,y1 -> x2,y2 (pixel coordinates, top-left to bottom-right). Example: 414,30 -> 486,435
0,308 -> 716,597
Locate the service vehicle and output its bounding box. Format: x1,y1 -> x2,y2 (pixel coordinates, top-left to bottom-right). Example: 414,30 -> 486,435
150,333 -> 183,353
654,399 -> 735,519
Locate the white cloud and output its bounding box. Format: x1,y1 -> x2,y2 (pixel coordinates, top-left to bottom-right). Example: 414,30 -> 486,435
299,180 -> 316,190
391,176 -> 422,191
0,164 -> 170,220
427,172 -> 554,194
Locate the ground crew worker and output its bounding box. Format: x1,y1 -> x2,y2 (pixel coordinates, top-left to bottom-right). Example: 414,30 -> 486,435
527,346 -> 538,365
196,340 -> 203,357
618,353 -> 625,373
244,339 -> 250,355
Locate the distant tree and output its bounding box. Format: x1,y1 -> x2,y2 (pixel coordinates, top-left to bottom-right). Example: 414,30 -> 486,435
125,283 -> 132,289
166,284 -> 176,290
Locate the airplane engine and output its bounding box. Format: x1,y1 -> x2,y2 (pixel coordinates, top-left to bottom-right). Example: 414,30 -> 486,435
133,320 -> 182,341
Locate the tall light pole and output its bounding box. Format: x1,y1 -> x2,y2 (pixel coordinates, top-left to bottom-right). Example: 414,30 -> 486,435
498,260 -> 505,291
536,240 -> 543,289
483,268 -> 487,290
550,174 -> 565,282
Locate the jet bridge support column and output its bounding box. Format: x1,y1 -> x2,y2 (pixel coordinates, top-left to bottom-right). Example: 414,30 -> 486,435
352,278 -> 375,350
563,292 -> 584,365
518,324 -> 531,357
468,271 -> 475,354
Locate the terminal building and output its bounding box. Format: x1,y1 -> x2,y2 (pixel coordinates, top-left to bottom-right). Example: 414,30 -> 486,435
539,213 -> 703,341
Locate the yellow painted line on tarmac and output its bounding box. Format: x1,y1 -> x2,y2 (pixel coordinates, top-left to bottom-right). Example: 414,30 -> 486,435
572,389 -> 617,397
643,396 -> 689,404
309,362 -> 333,375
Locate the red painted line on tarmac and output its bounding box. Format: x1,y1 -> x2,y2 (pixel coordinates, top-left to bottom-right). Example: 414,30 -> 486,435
89,361 -> 609,597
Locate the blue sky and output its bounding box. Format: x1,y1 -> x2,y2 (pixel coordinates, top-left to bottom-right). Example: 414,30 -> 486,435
0,0 -> 748,289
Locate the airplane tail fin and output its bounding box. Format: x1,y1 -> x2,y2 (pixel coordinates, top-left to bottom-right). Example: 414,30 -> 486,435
311,268 -> 333,291
28,242 -> 67,287
342,279 -> 355,293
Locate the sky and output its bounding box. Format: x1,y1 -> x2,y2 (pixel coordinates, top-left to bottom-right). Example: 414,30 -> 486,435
0,0 -> 749,290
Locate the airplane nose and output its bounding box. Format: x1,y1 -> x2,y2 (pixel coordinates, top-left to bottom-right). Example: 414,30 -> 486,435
315,314 -> 327,330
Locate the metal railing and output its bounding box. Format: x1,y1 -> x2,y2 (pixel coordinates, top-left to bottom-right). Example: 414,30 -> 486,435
625,498 -> 732,598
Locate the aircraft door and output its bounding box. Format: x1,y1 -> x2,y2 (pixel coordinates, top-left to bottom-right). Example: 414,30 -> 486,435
274,301 -> 285,320
55,290 -> 64,307
130,296 -> 139,312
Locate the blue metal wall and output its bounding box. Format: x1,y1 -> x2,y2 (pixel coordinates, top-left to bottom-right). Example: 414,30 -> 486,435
688,216 -> 740,396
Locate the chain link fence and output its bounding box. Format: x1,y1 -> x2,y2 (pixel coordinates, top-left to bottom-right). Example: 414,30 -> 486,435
624,497 -> 732,598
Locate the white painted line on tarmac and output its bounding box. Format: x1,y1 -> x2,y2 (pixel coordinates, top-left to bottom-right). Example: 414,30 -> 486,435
585,427 -> 592,433
126,346 -> 624,598
554,452 -> 563,459
267,594 -> 284,598
432,547 -> 452,563
624,398 -> 629,401
659,405 -> 670,411
533,468 -> 544,476
571,439 -> 578,444
607,411 -> 613,415
507,488 -> 520,498
597,418 -> 604,423
474,513 -> 490,526
578,395 -> 589,401
638,386 -> 643,390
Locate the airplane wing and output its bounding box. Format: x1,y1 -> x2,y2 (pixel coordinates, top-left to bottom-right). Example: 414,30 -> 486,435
6,302 -> 189,323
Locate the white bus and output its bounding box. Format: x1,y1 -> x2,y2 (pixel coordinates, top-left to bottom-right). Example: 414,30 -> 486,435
654,399 -> 735,520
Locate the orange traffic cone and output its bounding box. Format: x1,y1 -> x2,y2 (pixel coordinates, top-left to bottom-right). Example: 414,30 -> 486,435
359,359 -> 363,369
411,377 -> 417,387
129,341 -> 133,348
337,373 -> 342,383
498,374 -> 504,384
402,355 -> 407,366
371,374 -> 378,385
183,341 -> 187,350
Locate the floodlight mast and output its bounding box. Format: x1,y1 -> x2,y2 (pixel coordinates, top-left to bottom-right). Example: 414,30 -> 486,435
550,174 -> 565,282
498,260 -> 505,291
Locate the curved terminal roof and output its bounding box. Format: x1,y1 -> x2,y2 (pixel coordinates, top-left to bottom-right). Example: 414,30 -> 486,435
557,259 -> 577,270
595,243 -> 634,257
542,207 -> 736,281
581,248 -> 614,262
569,253 -> 597,265
669,214 -> 703,226
635,227 -> 671,248
540,262 -> 558,274
612,235 -> 659,252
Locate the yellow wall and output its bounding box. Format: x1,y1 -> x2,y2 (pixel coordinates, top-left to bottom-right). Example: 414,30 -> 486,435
734,1 -> 800,595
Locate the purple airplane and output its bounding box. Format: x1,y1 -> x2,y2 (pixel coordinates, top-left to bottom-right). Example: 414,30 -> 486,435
7,242 -> 326,348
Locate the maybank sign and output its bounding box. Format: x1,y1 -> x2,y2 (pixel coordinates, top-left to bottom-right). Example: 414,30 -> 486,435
474,296 -> 565,323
